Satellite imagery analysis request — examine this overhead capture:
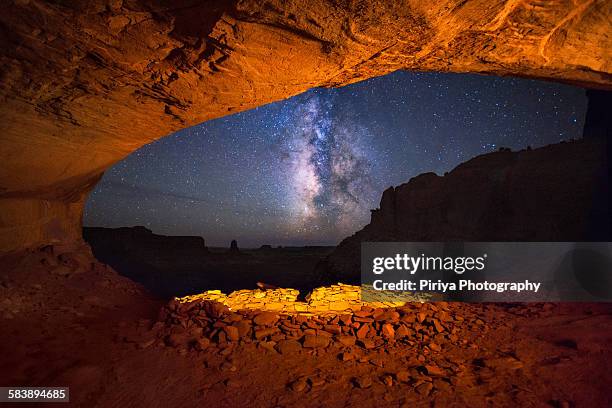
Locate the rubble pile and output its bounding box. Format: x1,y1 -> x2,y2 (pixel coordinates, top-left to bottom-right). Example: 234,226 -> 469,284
157,286 -> 485,357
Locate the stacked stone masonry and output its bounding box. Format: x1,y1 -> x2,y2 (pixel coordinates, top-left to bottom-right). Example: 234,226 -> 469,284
157,284 -> 486,359
176,284 -> 430,315
157,290 -> 514,365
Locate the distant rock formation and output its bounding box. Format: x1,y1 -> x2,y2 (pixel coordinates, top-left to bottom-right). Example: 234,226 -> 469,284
319,137 -> 609,284
229,240 -> 240,253
82,226 -> 211,297
83,226 -> 208,255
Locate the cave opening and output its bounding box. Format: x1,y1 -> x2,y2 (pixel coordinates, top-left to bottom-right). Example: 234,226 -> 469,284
81,70 -> 601,299
2,2 -> 611,403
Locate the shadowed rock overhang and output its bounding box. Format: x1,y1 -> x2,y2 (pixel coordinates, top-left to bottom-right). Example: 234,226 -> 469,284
0,0 -> 610,251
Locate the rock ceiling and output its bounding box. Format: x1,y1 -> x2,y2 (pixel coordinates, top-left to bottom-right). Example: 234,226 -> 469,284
0,0 -> 610,250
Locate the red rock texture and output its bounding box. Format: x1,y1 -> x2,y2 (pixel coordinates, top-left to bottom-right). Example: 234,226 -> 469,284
1,246 -> 611,406
158,298 -> 470,351
1,0 -> 611,251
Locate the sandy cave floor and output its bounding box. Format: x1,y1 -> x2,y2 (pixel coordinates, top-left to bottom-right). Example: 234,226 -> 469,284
0,245 -> 611,408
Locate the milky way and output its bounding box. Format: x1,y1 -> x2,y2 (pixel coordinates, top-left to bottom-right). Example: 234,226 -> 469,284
84,71 -> 587,247
281,94 -> 377,238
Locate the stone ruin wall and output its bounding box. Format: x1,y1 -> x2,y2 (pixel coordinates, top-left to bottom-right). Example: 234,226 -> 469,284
177,284 -> 430,316
158,284 -> 486,360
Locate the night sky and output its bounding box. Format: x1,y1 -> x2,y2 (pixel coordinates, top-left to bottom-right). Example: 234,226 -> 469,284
84,71 -> 587,247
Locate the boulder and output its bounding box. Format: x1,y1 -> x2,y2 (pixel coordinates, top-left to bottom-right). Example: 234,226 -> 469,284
253,312 -> 278,326
381,324 -> 395,339
336,336 -> 356,347
223,326 -> 240,342
302,335 -> 330,348
354,376 -> 372,389
356,324 -> 369,339
254,327 -> 278,340
275,340 -> 303,354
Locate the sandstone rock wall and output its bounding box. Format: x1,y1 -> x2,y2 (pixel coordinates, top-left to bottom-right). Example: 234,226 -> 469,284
1,0 -> 611,251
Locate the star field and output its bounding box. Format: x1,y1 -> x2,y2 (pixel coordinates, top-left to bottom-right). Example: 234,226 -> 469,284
84,71 -> 586,247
